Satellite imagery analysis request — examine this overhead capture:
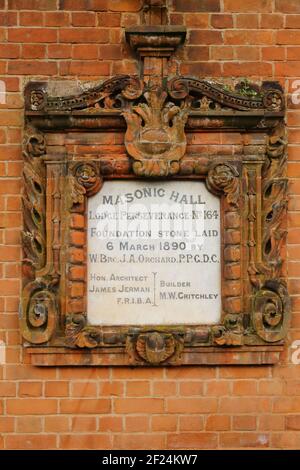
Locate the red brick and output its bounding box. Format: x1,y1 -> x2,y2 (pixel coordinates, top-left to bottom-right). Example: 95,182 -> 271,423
0,44 -> 19,59
8,61 -> 57,75
223,62 -> 272,77
45,381 -> 69,397
69,265 -> 85,281
112,367 -> 163,380
211,45 -> 233,60
19,12 -> 43,26
206,415 -> 230,431
258,380 -> 283,395
220,432 -> 269,448
166,366 -> 216,380
0,382 -> 16,397
108,0 -> 143,12
125,416 -> 149,432
205,381 -> 230,396
235,46 -> 260,61
99,44 -> 122,60
8,0 -> 57,8
286,15 -> 300,29
174,0 -> 220,11
7,399 -> 57,415
167,432 -> 218,450
286,415 -> 300,430
72,12 -> 96,27
59,434 -> 111,450
179,416 -> 204,431
60,399 -> 110,414
262,46 -> 285,61
60,61 -> 110,76
232,380 -> 257,395
0,12 -> 17,25
21,44 -> 46,59
0,417 -> 15,433
236,14 -> 259,29
186,46 -> 209,61
181,62 -> 221,76
16,417 -> 42,433
152,415 -> 177,432
114,434 -> 165,450
189,30 -> 222,45
45,12 -> 70,27
6,435 -> 57,450
153,381 -> 177,396
185,13 -> 209,28
99,416 -> 122,432
211,14 -> 233,29
60,0 -> 108,10
232,416 -> 256,431
59,28 -> 108,43
44,416 -> 69,433
115,398 -> 164,414
167,398 -> 217,414
19,382 -> 42,398
71,382 -> 97,397
275,0 -> 300,13
0,280 -> 19,295
273,397 -> 300,413
8,28 -> 57,43
126,381 -> 150,397
225,30 -> 273,45
179,382 -> 204,396
277,31 -> 300,45
271,433 -> 300,449
260,13 -> 283,29
97,12 -> 120,27
258,415 -> 285,431
219,397 -> 270,413
48,44 -> 71,59
224,0 -> 272,12
71,417 -> 97,432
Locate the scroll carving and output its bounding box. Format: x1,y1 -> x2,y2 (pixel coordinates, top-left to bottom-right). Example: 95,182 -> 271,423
66,314 -> 101,348
26,75 -> 143,112
168,77 -> 284,112
207,163 -> 240,207
69,161 -> 103,205
211,314 -> 243,346
252,281 -> 290,343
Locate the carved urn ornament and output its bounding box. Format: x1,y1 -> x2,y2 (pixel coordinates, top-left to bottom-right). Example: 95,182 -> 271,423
21,11 -> 289,366
123,85 -> 188,177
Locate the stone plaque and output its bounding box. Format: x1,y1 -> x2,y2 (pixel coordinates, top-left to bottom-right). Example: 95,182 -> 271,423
88,180 -> 221,325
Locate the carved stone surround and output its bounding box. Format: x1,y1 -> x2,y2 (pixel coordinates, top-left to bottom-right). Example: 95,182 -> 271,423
21,26 -> 289,366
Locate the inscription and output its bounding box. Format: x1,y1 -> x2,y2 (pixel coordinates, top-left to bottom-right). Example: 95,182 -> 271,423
87,181 -> 221,325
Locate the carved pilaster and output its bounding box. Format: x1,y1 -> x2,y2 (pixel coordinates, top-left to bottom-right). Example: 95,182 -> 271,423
21,126 -> 58,344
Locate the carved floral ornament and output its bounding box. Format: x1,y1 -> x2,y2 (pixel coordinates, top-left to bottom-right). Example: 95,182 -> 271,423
21,25 -> 289,365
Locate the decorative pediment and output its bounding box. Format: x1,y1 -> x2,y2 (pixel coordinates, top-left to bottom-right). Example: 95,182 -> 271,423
25,75 -> 284,114
25,74 -> 284,178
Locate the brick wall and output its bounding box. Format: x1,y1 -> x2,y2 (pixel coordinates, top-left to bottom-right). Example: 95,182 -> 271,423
0,0 -> 300,450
